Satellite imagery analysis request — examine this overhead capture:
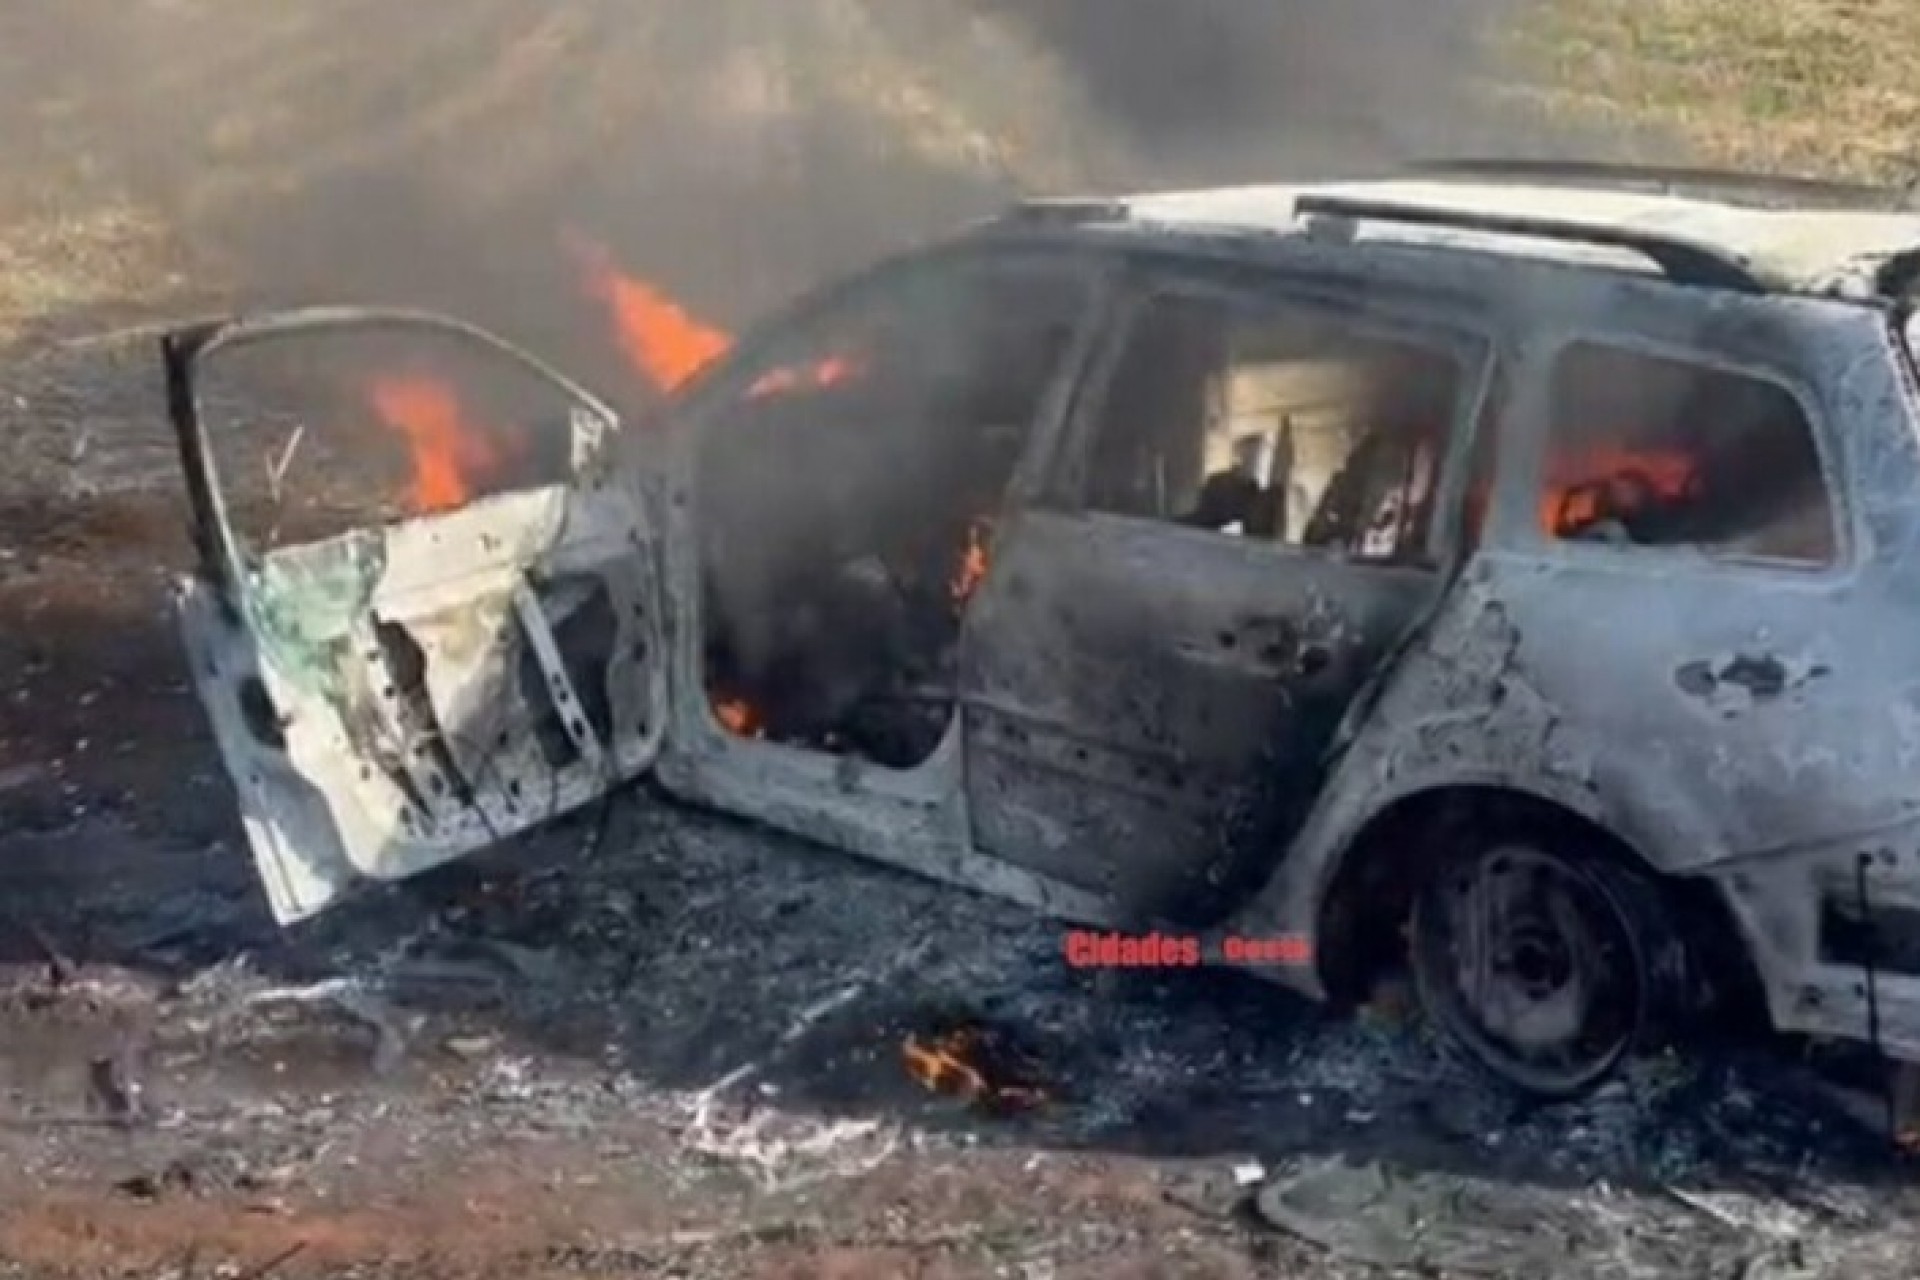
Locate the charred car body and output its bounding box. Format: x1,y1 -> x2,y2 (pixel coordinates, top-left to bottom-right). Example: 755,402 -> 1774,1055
163,161 -> 1920,1102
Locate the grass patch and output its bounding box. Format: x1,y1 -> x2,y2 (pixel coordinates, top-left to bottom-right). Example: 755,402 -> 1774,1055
1513,0 -> 1920,182
0,201 -> 183,342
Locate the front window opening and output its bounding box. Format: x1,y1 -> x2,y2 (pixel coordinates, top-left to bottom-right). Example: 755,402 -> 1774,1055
194,326 -> 585,557
1538,342 -> 1836,567
693,259 -> 1092,770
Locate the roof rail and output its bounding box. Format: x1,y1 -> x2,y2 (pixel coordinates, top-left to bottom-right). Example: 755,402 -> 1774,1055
1294,192 -> 1767,293
1407,158 -> 1906,211
992,197 -> 1131,227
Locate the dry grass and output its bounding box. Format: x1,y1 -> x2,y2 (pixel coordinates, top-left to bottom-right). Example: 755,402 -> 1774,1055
1511,0 -> 1920,182
0,203 -> 181,341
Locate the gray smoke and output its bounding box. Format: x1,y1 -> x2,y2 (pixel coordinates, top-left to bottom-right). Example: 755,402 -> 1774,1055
1,0 -> 1560,389
969,0 -> 1529,179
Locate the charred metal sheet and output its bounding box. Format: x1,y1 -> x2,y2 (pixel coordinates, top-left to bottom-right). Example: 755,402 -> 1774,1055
165,305 -> 666,923
1672,651 -> 1831,717
511,582 -> 607,771
955,509 -> 1436,928
184,480 -> 667,921
1709,838 -> 1920,1058
1822,894 -> 1920,978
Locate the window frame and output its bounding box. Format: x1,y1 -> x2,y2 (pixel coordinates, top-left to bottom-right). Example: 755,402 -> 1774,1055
668,238 -> 1117,576
1039,254 -> 1496,571
1520,329 -> 1849,578
670,240 -> 1110,444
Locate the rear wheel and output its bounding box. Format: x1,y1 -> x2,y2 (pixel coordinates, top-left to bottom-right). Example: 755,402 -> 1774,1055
1409,831 -> 1685,1099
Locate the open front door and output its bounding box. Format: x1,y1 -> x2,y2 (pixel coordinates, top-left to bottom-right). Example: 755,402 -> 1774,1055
164,309 -> 670,923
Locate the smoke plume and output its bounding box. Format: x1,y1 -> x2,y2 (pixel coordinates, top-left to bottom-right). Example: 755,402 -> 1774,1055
1,0 -> 1542,385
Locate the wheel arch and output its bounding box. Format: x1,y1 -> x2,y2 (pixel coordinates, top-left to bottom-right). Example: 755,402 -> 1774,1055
1308,781 -> 1754,1015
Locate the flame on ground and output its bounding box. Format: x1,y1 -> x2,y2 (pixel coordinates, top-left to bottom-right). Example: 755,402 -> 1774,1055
902,1023 -> 1047,1114
367,374 -> 522,514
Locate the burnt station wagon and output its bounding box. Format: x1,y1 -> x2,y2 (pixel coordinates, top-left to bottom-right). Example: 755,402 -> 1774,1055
160,160 -> 1920,1106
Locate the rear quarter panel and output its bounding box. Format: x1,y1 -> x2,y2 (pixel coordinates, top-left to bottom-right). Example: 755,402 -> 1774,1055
1226,277 -> 1920,995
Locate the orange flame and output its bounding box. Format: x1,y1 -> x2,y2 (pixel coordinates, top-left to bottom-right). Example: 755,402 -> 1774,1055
951,517 -> 992,607
744,354 -> 865,400
568,233 -> 865,402
570,235 -> 732,393
713,696 -> 764,738
902,1024 -> 1047,1114
1539,446 -> 1696,534
367,374 -> 521,514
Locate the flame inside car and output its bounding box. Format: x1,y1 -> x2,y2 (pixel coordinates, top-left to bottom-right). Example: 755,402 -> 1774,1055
567,240 -> 933,757
351,242 -> 874,533
1539,446 -> 1697,535
950,516 -> 992,608
356,243 -> 976,758
712,695 -> 764,738
744,354 -> 866,400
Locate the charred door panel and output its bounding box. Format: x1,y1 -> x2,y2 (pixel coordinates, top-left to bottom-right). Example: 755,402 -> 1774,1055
962,510 -> 1436,925
164,309 -> 668,923
959,260 -> 1486,928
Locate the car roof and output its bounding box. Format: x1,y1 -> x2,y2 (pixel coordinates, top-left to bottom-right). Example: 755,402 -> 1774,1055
1010,175 -> 1920,297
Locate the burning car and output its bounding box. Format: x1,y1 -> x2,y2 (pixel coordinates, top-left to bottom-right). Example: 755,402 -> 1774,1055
160,159 -> 1920,1105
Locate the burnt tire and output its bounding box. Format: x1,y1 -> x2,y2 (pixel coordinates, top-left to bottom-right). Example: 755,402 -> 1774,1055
1408,825 -> 1689,1100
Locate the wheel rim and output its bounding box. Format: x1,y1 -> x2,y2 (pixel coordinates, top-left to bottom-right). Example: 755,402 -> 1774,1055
1412,844 -> 1646,1097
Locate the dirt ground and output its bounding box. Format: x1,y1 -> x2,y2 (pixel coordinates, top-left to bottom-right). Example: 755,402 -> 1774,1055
2,323 -> 1920,1280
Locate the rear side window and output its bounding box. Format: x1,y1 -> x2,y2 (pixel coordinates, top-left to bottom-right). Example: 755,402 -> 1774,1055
1079,289 -> 1468,565
1539,342 -> 1836,567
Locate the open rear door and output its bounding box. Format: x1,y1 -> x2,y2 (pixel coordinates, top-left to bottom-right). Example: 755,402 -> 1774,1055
163,309 -> 669,923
